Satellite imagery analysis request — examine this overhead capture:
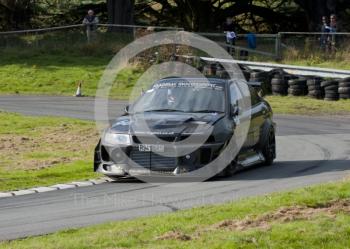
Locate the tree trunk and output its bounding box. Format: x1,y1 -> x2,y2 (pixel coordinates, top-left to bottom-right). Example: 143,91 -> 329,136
0,0 -> 33,30
107,0 -> 134,31
190,0 -> 214,31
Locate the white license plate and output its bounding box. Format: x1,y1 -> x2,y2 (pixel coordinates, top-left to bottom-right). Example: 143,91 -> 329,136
138,144 -> 164,152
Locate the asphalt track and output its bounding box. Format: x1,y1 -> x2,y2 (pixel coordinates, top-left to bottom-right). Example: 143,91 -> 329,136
0,95 -> 350,241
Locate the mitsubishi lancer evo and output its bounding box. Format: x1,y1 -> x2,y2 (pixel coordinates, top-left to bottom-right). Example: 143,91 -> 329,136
94,77 -> 276,180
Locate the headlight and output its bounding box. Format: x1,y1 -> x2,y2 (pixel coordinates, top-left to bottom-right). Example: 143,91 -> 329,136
102,131 -> 131,146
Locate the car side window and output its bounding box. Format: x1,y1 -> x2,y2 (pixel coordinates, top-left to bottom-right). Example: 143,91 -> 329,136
229,83 -> 242,105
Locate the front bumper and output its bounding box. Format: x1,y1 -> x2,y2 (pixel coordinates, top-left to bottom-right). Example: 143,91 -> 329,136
94,139 -> 225,177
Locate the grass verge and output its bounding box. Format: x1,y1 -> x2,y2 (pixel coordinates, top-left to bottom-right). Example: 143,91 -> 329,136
0,111 -> 100,191
266,95 -> 350,115
1,178 -> 350,248
0,52 -> 143,99
278,59 -> 350,70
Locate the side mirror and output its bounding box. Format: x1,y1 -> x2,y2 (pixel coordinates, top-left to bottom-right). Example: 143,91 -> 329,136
231,105 -> 239,116
230,101 -> 240,116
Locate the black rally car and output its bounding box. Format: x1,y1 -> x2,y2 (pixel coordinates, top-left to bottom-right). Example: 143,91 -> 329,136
94,77 -> 276,179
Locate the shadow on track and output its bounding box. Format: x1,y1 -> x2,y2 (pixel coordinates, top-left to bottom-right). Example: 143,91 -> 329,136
107,158 -> 350,184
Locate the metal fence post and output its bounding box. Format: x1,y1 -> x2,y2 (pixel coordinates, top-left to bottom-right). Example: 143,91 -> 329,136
35,31 -> 39,48
275,32 -> 282,60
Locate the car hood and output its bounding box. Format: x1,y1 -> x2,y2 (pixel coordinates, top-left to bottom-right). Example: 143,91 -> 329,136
110,112 -> 225,135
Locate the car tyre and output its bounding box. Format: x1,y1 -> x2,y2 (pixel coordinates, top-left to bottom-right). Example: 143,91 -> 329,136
262,129 -> 276,166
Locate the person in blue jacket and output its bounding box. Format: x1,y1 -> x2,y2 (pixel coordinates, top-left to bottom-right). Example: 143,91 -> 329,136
240,32 -> 256,60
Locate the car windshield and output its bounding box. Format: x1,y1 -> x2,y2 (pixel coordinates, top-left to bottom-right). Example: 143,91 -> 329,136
132,80 -> 226,113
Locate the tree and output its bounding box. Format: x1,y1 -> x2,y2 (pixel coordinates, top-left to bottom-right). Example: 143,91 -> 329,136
1,0 -> 349,32
294,0 -> 337,31
107,0 -> 134,26
0,0 -> 34,30
293,0 -> 350,31
135,0 -> 295,32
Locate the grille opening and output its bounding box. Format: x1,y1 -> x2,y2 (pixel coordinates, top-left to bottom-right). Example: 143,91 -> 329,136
129,147 -> 177,170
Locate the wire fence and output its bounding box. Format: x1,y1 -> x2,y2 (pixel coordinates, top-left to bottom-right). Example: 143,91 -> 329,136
279,32 -> 350,62
200,32 -> 350,62
197,32 -> 279,61
0,24 -> 183,58
1,25 -> 350,63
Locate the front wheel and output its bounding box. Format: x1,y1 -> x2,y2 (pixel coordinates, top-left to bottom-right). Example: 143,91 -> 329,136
262,129 -> 276,166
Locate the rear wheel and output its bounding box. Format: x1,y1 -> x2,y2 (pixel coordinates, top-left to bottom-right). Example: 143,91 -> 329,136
262,129 -> 276,166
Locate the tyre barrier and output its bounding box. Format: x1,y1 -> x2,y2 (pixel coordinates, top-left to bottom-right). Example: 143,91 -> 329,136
307,77 -> 324,99
203,64 -> 218,76
322,80 -> 339,101
204,63 -> 250,81
338,78 -> 350,99
271,76 -> 288,96
239,64 -> 252,81
250,70 -> 271,95
288,78 -> 308,96
200,61 -> 349,101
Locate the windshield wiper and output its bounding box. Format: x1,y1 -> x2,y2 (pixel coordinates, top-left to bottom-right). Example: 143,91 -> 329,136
191,110 -> 224,113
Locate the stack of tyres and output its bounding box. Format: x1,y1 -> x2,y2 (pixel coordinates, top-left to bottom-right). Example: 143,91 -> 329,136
271,74 -> 288,96
241,69 -> 252,81
321,80 -> 339,101
284,74 -> 298,85
307,77 -> 324,99
203,63 -> 219,77
250,70 -> 270,95
268,68 -> 286,79
288,78 -> 308,96
214,63 -> 229,79
239,65 -> 252,81
216,68 -> 229,79
338,78 -> 350,99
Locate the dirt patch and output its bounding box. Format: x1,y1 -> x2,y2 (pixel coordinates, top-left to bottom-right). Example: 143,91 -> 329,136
156,231 -> 192,241
212,199 -> 350,231
214,218 -> 271,231
155,199 -> 350,241
0,125 -> 98,171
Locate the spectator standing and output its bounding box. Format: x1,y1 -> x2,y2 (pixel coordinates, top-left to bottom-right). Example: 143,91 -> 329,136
329,14 -> 338,32
320,16 -> 330,50
83,10 -> 99,43
329,14 -> 338,52
222,17 -> 236,55
240,32 -> 256,60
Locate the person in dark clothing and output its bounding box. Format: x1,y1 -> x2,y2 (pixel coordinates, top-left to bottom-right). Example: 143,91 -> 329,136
222,17 -> 236,55
222,17 -> 235,32
83,10 -> 99,43
320,16 -> 330,50
329,14 -> 337,32
329,14 -> 338,52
